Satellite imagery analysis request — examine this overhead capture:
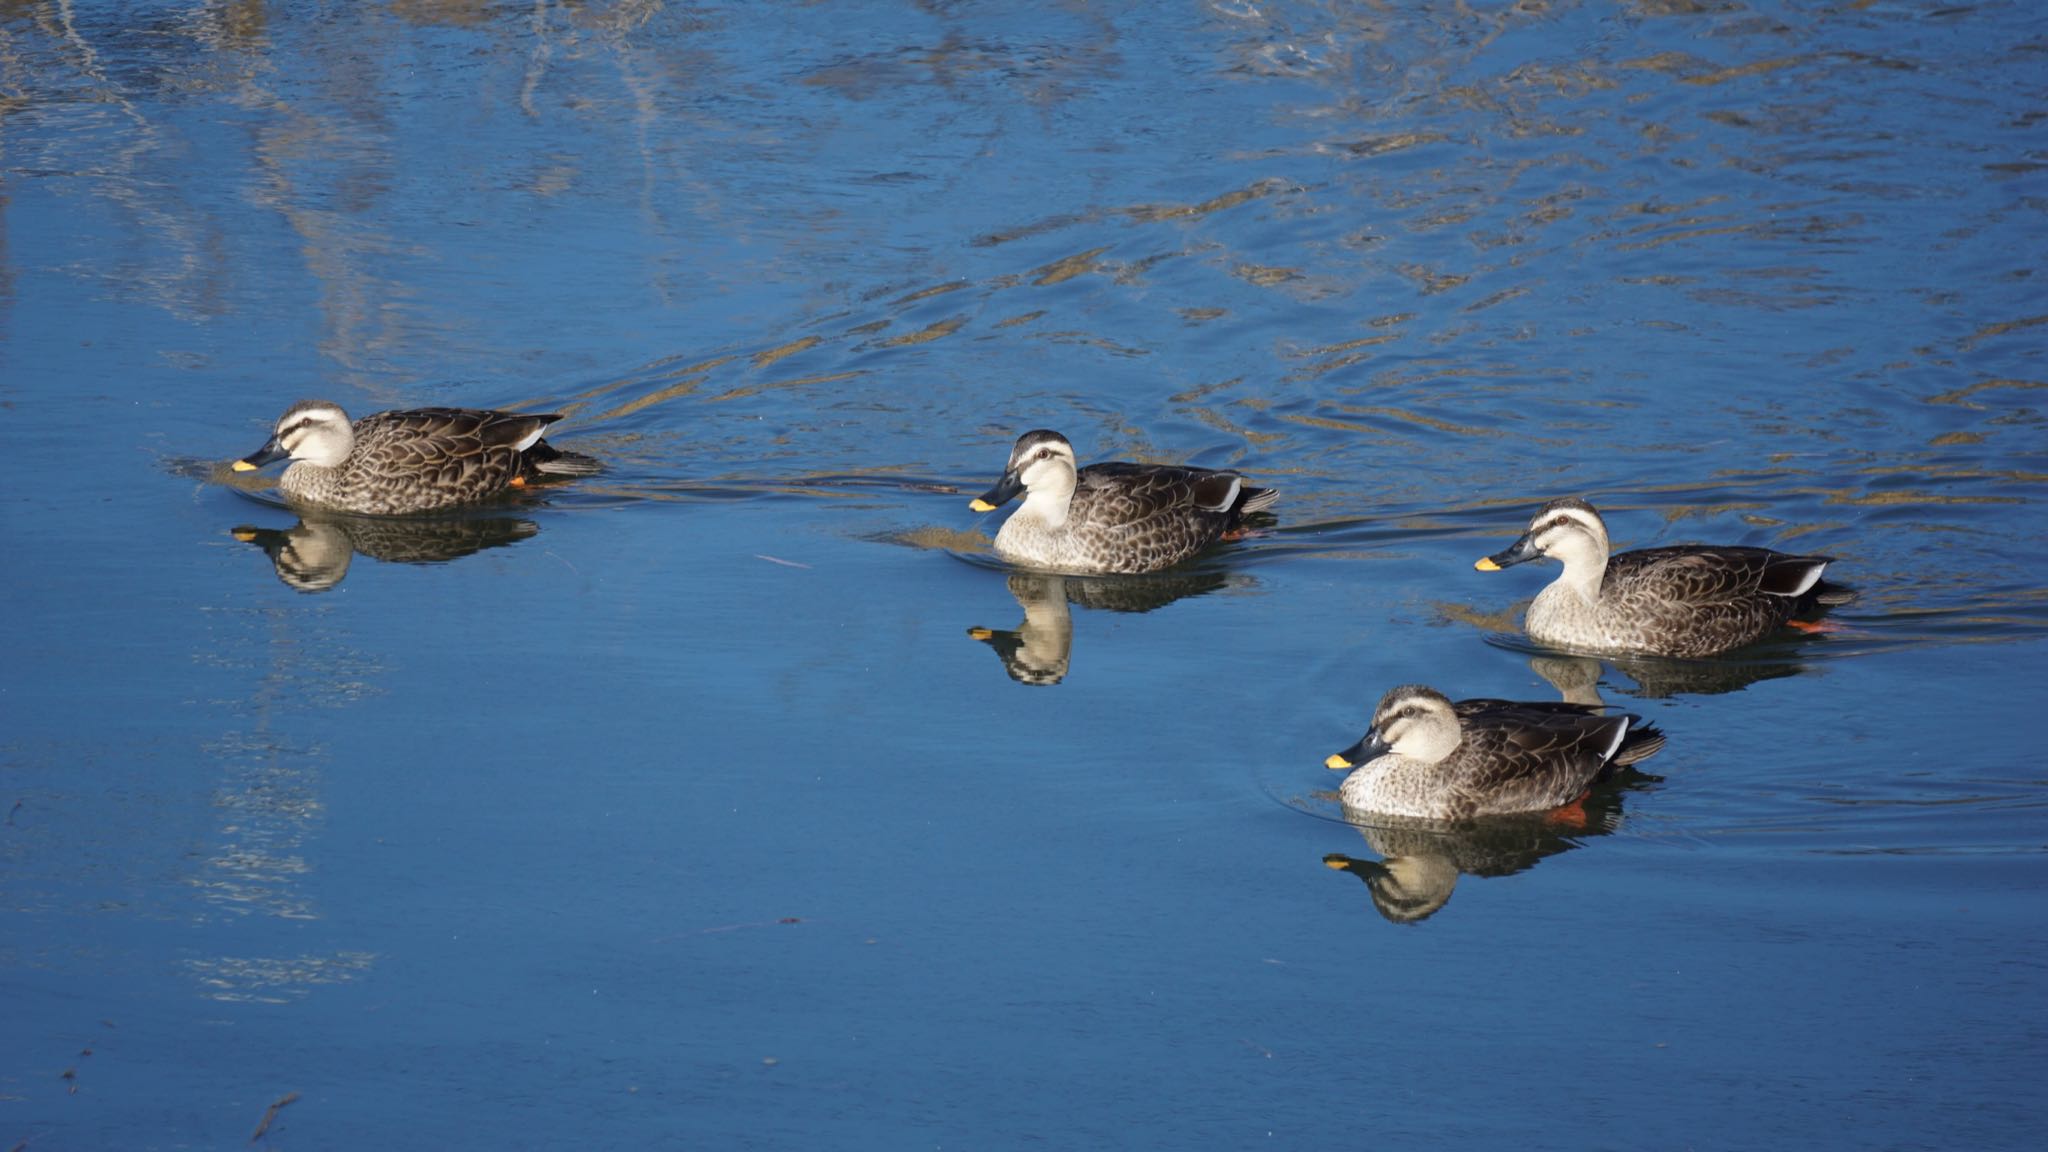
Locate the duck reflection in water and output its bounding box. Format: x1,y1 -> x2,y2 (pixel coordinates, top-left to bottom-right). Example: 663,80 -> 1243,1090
1323,781 -> 1650,924
968,569 -> 1244,686
232,512 -> 539,593
1531,650 -> 1804,701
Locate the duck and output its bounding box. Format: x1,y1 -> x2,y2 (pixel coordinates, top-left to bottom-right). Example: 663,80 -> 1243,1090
1475,497 -> 1853,658
231,400 -> 599,515
1325,684 -> 1665,820
967,430 -> 1276,574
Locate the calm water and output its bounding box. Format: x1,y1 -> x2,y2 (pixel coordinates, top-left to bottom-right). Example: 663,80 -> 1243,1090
5,1 -> 2046,1147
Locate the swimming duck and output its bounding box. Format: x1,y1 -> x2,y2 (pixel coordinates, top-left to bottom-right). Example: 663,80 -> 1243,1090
1476,497 -> 1852,658
232,400 -> 598,515
967,430 -> 1276,574
1325,685 -> 1664,820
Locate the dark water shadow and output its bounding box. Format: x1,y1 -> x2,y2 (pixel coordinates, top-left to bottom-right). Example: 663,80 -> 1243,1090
1321,769 -> 1657,925
964,568 -> 1250,686
1481,639 -> 1814,700
231,512 -> 541,593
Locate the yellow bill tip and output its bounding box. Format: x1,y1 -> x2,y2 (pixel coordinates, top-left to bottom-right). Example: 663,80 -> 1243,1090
1474,556 -> 1500,571
968,499 -> 996,513
1322,856 -> 1352,871
966,627 -> 994,641
1325,754 -> 1354,771
231,529 -> 259,543
230,459 -> 259,472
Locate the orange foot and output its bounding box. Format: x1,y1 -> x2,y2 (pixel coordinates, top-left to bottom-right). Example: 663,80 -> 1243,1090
1221,528 -> 1265,542
1546,793 -> 1591,830
1786,619 -> 1846,635
508,475 -> 529,488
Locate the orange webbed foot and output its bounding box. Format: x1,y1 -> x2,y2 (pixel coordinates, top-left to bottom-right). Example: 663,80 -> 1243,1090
1546,792 -> 1592,830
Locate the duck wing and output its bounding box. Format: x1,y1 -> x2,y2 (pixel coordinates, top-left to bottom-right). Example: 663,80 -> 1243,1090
1610,545 -> 1831,603
1076,462 -> 1247,515
1439,708 -> 1640,814
361,407 -> 562,453
1457,698 -> 1666,768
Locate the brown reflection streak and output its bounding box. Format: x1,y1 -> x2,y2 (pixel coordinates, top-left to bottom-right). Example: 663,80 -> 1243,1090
1395,264 -> 1468,294
1234,264 -> 1302,287
595,374 -> 706,421
1681,55 -> 1813,87
1463,286 -> 1528,312
753,335 -> 821,369
539,353 -> 739,416
1284,337 -> 1400,382
1121,177 -> 1290,224
894,281 -> 970,305
1327,403 -> 1500,438
970,176 -> 1277,248
1821,491 -> 2025,507
1274,412 -> 1403,442
390,0 -> 498,27
1956,316 -> 2048,353
1030,247 -> 1111,286
1329,132 -> 1447,157
1168,378 -> 1241,404
1179,405 -> 1284,445
875,315 -> 966,347
1613,223 -> 1748,252
708,369 -> 865,403
1854,464 -> 2048,484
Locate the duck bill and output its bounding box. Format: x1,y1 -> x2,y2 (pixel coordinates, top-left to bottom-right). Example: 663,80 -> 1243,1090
232,438 -> 288,472
1325,730 -> 1388,770
1475,531 -> 1542,572
968,470 -> 1023,513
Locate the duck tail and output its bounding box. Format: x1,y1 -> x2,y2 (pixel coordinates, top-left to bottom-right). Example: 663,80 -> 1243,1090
1812,580 -> 1857,606
1236,484 -> 1279,515
1612,721 -> 1666,767
524,440 -> 605,477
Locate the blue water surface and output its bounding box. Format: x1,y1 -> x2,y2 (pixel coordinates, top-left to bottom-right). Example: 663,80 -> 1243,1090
3,1 -> 2046,1147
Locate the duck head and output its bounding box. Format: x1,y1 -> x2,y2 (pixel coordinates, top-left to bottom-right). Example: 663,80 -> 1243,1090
969,430 -> 1080,527
1475,496 -> 1612,601
234,400 -> 354,471
1327,684 -> 1463,770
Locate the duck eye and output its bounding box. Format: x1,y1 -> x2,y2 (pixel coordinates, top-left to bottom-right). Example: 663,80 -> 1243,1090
1037,448 -> 1051,460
